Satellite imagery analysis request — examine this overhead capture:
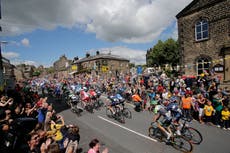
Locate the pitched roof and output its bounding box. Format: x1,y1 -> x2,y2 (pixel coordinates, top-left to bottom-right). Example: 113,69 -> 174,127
176,0 -> 226,18
73,53 -> 129,64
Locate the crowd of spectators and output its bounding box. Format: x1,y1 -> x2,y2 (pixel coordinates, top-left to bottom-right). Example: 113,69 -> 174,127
1,69 -> 230,152
0,81 -> 108,153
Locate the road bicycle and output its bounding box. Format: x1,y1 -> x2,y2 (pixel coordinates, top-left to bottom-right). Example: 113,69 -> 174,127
148,122 -> 193,153
175,117 -> 203,145
92,98 -> 104,111
117,102 -> 132,119
106,105 -> 125,124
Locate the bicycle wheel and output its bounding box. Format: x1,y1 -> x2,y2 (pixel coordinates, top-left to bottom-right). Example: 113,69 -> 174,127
87,104 -> 94,113
148,126 -> 155,138
106,107 -> 113,118
80,100 -> 85,109
122,108 -> 132,119
148,126 -> 163,142
182,127 -> 203,145
93,100 -> 99,110
116,111 -> 125,124
71,105 -> 82,117
172,135 -> 193,153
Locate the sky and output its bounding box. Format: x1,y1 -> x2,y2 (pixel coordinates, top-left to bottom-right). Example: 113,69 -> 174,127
0,0 -> 192,67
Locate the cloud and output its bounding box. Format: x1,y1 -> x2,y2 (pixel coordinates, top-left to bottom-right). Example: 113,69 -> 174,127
1,0 -> 192,43
2,51 -> 38,66
11,59 -> 39,67
21,38 -> 30,46
90,46 -> 146,65
2,51 -> 19,59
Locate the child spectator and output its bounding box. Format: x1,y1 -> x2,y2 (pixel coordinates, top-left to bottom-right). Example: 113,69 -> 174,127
203,100 -> 215,125
221,106 -> 230,130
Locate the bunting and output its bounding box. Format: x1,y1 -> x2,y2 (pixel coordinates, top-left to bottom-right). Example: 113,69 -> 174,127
162,56 -> 227,71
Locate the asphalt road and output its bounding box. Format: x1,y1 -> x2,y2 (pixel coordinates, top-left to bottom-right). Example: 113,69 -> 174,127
51,96 -> 230,153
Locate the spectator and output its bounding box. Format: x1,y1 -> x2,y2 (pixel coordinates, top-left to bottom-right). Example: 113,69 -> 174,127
47,115 -> 65,150
203,100 -> 215,125
197,94 -> 206,123
88,138 -> 108,153
132,91 -> 143,112
181,93 -> 192,120
221,106 -> 230,130
212,92 -> 224,127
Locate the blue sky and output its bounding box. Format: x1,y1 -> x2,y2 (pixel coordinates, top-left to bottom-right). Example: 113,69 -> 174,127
1,0 -> 192,67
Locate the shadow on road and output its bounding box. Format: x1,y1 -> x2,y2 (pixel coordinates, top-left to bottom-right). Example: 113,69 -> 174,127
47,96 -> 69,114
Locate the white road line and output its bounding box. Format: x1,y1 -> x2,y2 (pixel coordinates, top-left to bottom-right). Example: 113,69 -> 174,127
97,115 -> 157,142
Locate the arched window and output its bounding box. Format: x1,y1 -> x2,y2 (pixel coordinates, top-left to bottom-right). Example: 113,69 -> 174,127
195,19 -> 209,41
196,57 -> 210,75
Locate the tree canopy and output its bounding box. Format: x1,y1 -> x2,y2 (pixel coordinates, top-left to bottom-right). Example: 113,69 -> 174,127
147,38 -> 180,67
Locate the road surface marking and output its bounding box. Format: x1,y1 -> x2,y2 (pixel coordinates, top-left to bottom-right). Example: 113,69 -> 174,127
98,115 -> 157,142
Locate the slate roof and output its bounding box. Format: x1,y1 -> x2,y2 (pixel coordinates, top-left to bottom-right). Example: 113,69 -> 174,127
73,53 -> 129,64
176,0 -> 226,18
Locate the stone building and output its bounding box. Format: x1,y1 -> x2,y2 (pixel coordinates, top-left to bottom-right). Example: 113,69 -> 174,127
71,51 -> 130,77
53,55 -> 71,71
176,0 -> 230,82
53,55 -> 72,78
14,64 -> 36,80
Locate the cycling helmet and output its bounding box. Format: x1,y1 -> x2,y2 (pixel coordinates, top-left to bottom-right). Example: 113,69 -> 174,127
83,87 -> 87,91
170,96 -> 177,103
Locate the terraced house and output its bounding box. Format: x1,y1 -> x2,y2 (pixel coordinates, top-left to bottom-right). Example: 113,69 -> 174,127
176,0 -> 230,83
71,51 -> 130,77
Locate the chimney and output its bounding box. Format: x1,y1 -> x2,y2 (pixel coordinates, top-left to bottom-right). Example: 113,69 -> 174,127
74,56 -> 79,61
86,52 -> 90,58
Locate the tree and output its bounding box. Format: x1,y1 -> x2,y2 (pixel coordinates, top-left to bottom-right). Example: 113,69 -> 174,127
129,63 -> 135,68
32,71 -> 41,76
147,38 -> 180,67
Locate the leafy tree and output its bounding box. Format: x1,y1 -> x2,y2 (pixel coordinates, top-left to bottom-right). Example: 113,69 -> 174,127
46,67 -> 55,74
129,63 -> 135,68
32,71 -> 41,76
147,38 -> 180,67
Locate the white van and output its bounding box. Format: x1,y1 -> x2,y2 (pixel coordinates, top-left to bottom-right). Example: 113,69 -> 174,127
144,67 -> 155,74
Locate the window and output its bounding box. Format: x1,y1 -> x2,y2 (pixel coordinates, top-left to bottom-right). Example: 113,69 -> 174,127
3,67 -> 5,74
196,57 -> 210,75
195,19 -> 209,41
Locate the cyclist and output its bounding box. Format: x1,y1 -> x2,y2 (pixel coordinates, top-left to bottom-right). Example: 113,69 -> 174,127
166,97 -> 182,125
107,92 -> 122,115
153,100 -> 173,142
